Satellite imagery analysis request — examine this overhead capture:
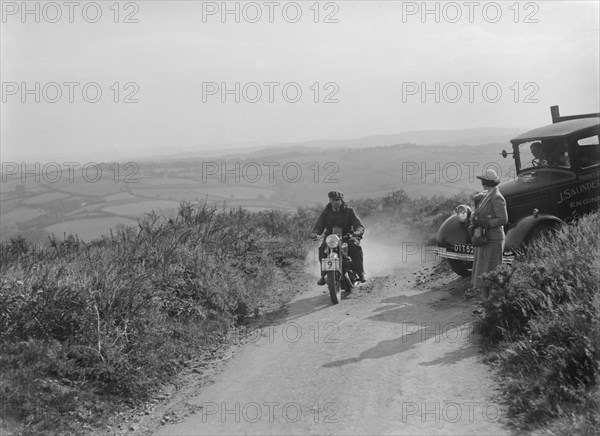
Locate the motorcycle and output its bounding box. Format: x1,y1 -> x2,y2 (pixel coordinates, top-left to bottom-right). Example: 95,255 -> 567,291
319,227 -> 361,304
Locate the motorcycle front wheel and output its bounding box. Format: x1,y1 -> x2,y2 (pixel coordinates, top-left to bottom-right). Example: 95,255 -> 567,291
343,272 -> 354,294
327,271 -> 342,304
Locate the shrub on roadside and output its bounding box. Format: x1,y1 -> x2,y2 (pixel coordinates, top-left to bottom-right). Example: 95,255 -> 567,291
476,211 -> 600,431
0,202 -> 315,434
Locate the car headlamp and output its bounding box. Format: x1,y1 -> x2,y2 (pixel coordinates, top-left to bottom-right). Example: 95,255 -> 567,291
325,234 -> 340,248
455,205 -> 471,223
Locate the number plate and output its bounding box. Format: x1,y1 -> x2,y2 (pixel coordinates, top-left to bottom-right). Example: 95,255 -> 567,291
321,258 -> 340,271
454,244 -> 474,254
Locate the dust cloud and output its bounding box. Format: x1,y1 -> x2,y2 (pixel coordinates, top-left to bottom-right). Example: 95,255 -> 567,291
304,217 -> 436,279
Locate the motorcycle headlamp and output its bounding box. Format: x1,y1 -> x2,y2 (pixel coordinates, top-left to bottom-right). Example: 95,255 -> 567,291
325,234 -> 340,248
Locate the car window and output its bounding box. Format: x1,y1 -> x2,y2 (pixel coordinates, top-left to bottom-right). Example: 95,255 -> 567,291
576,135 -> 600,169
519,139 -> 570,170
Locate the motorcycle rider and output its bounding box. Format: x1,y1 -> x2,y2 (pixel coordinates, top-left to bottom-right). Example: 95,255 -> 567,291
311,191 -> 366,285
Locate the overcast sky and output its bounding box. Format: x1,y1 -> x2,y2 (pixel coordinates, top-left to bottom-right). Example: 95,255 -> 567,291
1,0 -> 599,162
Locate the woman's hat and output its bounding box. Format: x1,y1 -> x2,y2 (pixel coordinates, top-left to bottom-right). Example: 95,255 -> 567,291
476,169 -> 500,184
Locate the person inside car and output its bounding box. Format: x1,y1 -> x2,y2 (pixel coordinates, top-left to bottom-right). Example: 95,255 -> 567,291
530,141 -> 548,166
311,191 -> 366,285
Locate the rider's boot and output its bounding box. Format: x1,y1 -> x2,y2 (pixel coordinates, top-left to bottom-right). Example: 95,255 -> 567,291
358,272 -> 366,283
317,274 -> 326,286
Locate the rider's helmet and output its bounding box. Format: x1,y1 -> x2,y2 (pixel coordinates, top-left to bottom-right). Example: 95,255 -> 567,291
328,191 -> 344,200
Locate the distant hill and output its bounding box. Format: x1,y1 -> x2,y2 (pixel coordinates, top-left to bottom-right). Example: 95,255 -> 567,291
258,127 -> 524,150
134,127 -> 526,162
4,127 -> 525,163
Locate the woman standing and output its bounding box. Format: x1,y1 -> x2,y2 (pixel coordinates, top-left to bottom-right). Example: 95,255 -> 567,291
471,169 -> 508,300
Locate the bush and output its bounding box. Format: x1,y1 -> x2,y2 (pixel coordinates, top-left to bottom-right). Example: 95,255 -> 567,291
0,202 -> 314,434
476,211 -> 600,431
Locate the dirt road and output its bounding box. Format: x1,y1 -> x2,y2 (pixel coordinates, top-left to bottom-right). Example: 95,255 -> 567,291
148,250 -> 511,436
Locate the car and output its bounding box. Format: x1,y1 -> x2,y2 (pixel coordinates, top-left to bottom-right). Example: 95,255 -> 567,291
435,105 -> 600,276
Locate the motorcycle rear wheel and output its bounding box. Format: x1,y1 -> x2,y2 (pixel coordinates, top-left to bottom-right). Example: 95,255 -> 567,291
327,271 -> 341,304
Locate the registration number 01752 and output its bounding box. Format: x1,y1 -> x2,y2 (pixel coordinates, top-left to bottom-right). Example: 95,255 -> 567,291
454,244 -> 474,254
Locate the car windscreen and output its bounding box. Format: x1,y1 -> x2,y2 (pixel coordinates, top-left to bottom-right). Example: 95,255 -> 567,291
517,139 -> 571,171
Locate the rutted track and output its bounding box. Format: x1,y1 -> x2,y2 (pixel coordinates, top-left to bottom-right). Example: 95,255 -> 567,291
142,256 -> 510,436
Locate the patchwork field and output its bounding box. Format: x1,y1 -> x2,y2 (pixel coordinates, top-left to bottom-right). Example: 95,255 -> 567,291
1,142 -> 513,243
102,200 -> 181,217
22,192 -> 71,205
44,217 -> 140,242
1,207 -> 45,228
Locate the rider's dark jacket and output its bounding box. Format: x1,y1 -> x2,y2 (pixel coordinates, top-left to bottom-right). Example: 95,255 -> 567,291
312,202 -> 365,238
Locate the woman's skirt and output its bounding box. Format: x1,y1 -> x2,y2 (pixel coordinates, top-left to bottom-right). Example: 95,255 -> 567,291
472,238 -> 504,288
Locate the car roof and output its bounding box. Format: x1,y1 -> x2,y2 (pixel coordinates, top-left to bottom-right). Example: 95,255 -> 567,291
511,117 -> 600,143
